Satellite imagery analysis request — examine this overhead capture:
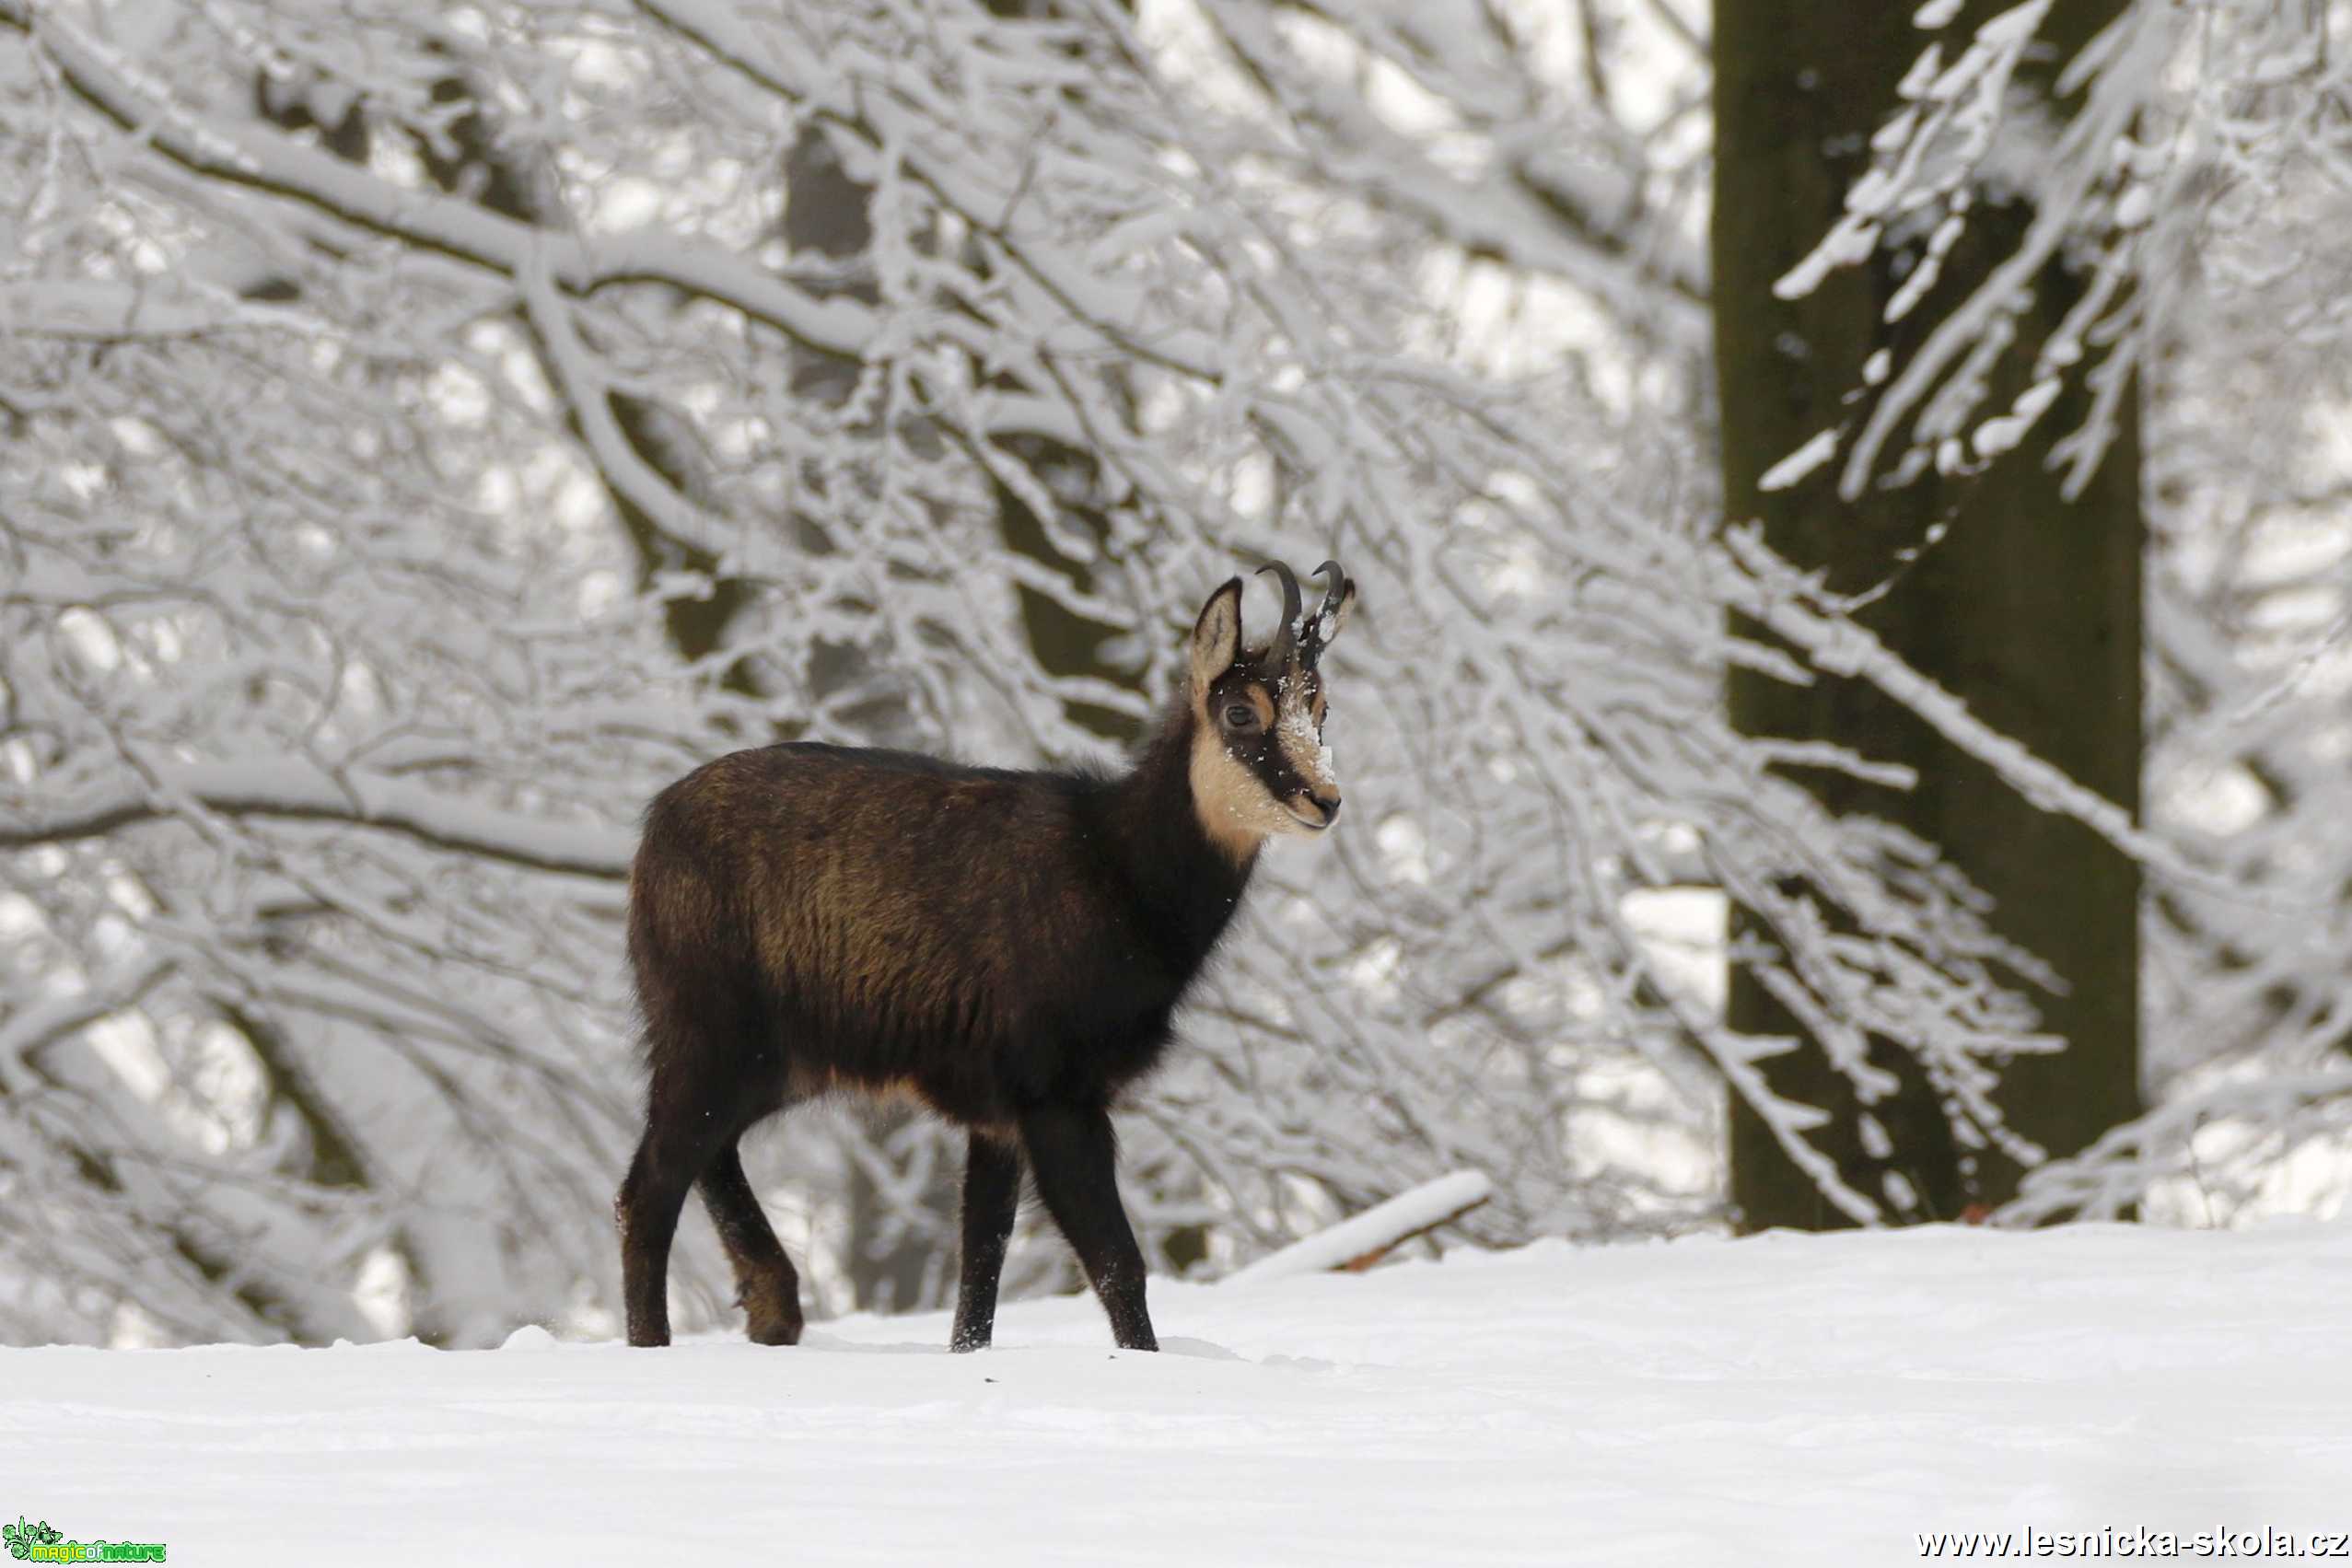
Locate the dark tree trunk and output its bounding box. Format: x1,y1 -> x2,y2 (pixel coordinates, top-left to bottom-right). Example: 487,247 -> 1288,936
1713,0 -> 2142,1228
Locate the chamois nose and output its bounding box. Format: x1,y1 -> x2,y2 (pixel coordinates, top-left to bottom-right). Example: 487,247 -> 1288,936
1293,791 -> 1340,830
1319,794 -> 1342,822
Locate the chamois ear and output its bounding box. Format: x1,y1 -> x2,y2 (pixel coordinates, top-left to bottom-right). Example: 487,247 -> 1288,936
1190,577 -> 1243,697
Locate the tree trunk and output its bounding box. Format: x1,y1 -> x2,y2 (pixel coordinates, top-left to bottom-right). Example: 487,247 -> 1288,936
1713,0 -> 2142,1228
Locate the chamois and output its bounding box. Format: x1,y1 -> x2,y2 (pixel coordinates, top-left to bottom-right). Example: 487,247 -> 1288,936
618,561 -> 1357,1351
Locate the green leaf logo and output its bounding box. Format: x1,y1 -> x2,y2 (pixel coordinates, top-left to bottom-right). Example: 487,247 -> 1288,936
4,1518 -> 64,1558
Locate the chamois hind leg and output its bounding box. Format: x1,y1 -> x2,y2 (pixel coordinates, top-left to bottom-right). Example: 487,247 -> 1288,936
699,1139 -> 803,1346
616,1072 -> 743,1348
949,1131 -> 1022,1353
1018,1101 -> 1157,1352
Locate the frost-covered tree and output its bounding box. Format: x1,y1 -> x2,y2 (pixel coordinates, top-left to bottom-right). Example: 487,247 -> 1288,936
1715,0 -> 2144,1228
1752,0 -> 2352,1226
0,0 -> 1714,1342
1991,0 -> 2352,1226
4,0 -> 2279,1348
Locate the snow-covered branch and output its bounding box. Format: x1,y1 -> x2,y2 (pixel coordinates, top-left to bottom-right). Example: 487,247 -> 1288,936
2,759 -> 633,879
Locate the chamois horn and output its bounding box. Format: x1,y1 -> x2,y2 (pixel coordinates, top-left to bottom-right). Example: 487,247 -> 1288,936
1303,560 -> 1347,655
1255,560 -> 1304,667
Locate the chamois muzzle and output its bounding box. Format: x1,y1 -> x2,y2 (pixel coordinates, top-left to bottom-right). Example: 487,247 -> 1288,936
1287,792 -> 1342,830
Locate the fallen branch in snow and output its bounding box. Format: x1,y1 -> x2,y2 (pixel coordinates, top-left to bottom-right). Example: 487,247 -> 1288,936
1223,1170 -> 1494,1286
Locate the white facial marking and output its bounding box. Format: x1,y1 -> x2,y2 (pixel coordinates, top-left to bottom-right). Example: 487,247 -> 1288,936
1189,730 -> 1297,858
1275,677 -> 1337,797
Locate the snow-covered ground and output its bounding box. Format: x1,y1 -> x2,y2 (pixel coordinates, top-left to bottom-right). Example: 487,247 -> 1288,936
7,1224 -> 2350,1564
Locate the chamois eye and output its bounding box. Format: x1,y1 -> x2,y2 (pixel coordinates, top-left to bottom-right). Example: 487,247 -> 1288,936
1224,703 -> 1259,731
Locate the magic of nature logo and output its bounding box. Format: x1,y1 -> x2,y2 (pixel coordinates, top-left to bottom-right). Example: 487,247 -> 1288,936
4,1517 -> 166,1563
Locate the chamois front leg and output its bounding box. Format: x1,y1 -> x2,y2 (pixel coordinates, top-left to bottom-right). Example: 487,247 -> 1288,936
1017,1101 -> 1158,1352
950,1132 -> 1022,1352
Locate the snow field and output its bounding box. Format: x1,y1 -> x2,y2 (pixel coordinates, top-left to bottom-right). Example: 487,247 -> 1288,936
6,1223 -> 2350,1565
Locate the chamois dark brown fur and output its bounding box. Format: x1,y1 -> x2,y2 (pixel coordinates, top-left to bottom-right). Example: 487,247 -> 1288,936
618,563 -> 1356,1351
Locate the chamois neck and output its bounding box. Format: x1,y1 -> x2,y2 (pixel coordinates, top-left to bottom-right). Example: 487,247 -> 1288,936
1105,697 -> 1258,923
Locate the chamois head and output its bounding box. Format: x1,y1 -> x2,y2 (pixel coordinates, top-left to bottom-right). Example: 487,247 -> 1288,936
1186,559 -> 1357,860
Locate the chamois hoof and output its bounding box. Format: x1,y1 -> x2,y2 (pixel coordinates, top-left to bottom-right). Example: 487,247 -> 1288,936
745,1314 -> 801,1347
740,1280 -> 803,1346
